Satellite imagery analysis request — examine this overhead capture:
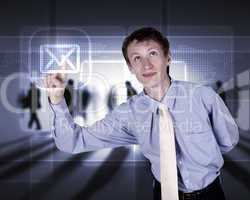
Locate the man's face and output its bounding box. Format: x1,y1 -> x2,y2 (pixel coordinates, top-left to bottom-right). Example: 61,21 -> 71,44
127,40 -> 170,89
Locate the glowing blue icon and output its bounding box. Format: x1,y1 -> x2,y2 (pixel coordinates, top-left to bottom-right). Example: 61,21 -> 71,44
40,44 -> 80,73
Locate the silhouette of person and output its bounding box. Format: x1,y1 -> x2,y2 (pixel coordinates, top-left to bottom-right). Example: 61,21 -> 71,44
107,86 -> 117,112
27,82 -> 41,130
232,84 -> 239,118
64,79 -> 74,115
80,86 -> 91,121
125,81 -> 137,99
18,90 -> 29,109
215,80 -> 226,103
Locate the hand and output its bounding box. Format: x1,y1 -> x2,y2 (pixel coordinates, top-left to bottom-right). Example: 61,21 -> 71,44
43,60 -> 67,105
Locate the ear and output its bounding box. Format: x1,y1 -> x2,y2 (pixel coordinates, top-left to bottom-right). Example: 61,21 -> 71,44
166,54 -> 171,66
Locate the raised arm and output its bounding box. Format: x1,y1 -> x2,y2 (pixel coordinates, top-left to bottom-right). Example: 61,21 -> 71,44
43,60 -> 137,154
49,99 -> 138,154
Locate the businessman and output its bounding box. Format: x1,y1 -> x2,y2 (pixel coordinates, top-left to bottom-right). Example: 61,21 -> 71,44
43,27 -> 239,200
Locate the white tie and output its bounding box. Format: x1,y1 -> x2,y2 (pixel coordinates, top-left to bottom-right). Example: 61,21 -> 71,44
158,104 -> 179,200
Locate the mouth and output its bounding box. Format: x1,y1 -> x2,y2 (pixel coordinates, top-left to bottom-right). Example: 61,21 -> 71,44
143,72 -> 157,78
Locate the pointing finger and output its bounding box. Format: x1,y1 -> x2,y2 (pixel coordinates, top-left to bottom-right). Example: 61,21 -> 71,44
59,55 -> 67,82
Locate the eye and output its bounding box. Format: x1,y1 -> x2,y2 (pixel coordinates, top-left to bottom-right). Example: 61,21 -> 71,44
149,50 -> 159,57
133,56 -> 141,62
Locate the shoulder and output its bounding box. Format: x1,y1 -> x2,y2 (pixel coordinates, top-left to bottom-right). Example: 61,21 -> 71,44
113,92 -> 153,116
174,80 -> 202,90
110,95 -> 139,117
174,80 -> 217,107
175,80 -> 215,95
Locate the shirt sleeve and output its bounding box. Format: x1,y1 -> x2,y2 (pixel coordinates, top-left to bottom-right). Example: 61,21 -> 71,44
203,87 -> 239,154
49,98 -> 138,154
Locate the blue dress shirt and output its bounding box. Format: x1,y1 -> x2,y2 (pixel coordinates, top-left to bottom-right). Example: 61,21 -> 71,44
49,80 -> 239,192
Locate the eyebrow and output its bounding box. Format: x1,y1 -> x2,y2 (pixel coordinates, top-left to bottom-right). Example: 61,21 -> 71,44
130,52 -> 140,57
148,47 -> 160,51
130,47 -> 159,57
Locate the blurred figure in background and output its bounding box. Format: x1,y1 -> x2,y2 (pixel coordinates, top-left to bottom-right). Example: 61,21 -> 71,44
215,80 -> 226,103
107,85 -> 117,112
80,86 -> 91,121
27,82 -> 41,130
125,81 -> 137,99
64,79 -> 74,115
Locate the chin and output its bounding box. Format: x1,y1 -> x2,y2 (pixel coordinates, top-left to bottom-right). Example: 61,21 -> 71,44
142,80 -> 159,89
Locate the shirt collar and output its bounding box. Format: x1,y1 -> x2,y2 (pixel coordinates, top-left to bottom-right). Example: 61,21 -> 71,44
161,79 -> 177,110
139,78 -> 177,112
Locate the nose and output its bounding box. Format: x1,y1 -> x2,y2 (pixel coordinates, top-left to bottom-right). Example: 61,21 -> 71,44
141,57 -> 153,70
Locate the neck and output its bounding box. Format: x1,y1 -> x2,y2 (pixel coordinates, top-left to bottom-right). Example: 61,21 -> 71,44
144,76 -> 171,102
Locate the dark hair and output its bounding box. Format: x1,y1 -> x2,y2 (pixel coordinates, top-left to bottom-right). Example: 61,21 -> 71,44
122,27 -> 170,65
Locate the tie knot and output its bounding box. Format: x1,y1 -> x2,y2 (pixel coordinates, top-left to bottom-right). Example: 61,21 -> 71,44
158,104 -> 167,116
